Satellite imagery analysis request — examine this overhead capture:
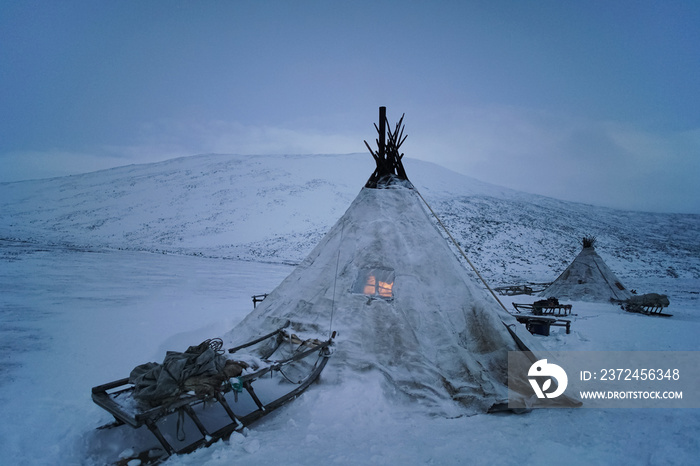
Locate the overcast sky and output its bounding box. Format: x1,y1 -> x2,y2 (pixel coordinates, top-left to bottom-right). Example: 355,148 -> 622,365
1,1 -> 699,213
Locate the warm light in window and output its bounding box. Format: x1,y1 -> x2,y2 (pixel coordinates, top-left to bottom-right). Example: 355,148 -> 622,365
354,268 -> 395,299
363,276 -> 377,295
363,275 -> 393,298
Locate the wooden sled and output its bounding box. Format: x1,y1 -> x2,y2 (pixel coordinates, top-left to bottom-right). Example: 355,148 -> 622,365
91,323 -> 332,464
624,303 -> 673,317
494,283 -> 550,296
495,285 -> 534,296
511,303 -> 535,313
513,300 -> 572,317
511,300 -> 572,336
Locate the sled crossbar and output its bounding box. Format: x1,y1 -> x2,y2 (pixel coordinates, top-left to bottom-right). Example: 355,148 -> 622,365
227,320 -> 291,354
512,302 -> 572,317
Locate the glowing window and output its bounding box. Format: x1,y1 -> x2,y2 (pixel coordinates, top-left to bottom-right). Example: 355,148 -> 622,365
353,268 -> 394,299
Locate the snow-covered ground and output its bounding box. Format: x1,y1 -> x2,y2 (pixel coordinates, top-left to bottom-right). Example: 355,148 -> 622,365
1,242 -> 698,465
1,154 -> 698,465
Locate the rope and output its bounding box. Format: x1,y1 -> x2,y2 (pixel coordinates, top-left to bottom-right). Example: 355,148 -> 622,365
205,338 -> 224,354
329,221 -> 344,339
415,190 -> 509,313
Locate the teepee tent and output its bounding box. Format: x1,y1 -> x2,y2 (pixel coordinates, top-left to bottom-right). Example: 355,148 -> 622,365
225,108 -> 554,415
539,236 -> 632,302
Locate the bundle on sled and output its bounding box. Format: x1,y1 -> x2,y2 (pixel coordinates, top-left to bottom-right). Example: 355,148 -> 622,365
91,321 -> 332,464
621,293 -> 672,317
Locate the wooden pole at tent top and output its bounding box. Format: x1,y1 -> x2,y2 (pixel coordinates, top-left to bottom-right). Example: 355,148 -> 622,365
378,106 -> 386,160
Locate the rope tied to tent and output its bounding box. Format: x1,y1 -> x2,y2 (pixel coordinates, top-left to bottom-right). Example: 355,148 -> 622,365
415,190 -> 509,313
328,220 -> 345,340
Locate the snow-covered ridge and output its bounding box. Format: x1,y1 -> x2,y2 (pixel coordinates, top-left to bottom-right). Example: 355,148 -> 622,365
1,153 -> 698,284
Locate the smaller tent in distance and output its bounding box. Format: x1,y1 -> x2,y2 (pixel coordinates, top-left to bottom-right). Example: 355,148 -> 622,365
539,236 -> 632,302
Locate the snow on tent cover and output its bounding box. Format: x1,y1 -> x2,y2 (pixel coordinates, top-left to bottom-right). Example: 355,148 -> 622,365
539,236 -> 633,303
224,108 -> 576,416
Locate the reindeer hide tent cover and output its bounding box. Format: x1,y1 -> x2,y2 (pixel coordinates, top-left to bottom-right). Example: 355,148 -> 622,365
539,237 -> 632,303
224,109 -> 557,416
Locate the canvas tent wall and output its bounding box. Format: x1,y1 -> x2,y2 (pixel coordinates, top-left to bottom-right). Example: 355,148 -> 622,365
540,239 -> 632,302
224,182 -> 550,415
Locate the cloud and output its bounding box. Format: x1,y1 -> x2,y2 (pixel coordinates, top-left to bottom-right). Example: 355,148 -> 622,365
404,105 -> 700,214
180,120 -> 364,156
0,119 -> 367,182
0,150 -> 132,182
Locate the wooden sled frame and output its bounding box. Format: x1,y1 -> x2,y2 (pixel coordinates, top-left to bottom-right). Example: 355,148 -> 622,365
92,323 -> 332,462
513,314 -> 571,336
512,302 -> 572,317
494,283 -> 550,296
494,285 -> 534,296
511,303 -> 572,336
624,303 -> 672,317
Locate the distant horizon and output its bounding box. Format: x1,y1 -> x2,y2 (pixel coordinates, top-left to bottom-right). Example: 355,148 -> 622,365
2,2 -> 698,214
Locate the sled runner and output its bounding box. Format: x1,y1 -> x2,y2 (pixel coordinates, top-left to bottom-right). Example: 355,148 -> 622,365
623,302 -> 673,317
91,322 -> 332,464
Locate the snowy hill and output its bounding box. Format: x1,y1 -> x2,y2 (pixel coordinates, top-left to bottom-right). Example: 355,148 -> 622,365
1,153 -> 700,465
1,152 -> 698,287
